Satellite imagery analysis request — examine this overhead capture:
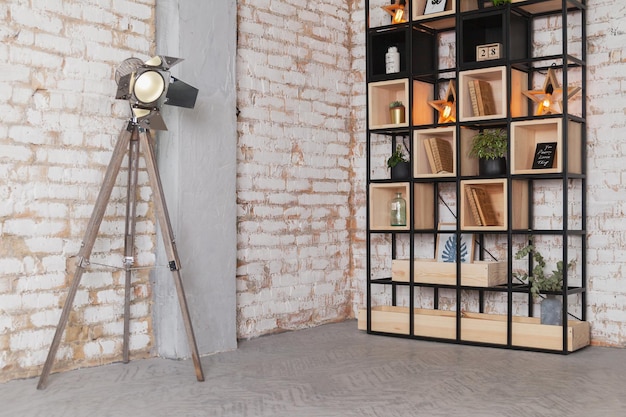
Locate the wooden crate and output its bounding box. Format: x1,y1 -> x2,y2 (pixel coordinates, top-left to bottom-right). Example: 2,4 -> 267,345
391,259 -> 507,287
358,307 -> 590,352
357,306 -> 456,339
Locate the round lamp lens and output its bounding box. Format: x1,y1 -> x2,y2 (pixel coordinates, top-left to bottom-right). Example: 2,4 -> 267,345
134,71 -> 165,104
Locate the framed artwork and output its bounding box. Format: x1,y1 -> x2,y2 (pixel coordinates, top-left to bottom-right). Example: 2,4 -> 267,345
531,142 -> 557,169
435,223 -> 475,263
424,0 -> 447,15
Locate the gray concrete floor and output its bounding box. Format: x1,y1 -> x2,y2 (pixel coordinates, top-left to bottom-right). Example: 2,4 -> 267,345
1,320 -> 625,417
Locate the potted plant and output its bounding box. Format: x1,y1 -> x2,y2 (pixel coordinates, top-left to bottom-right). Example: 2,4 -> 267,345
514,241 -> 574,325
387,142 -> 410,180
492,0 -> 512,5
389,100 -> 405,124
468,128 -> 507,176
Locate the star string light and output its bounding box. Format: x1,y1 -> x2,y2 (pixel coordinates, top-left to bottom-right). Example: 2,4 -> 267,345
381,0 -> 407,24
428,80 -> 456,123
522,67 -> 581,115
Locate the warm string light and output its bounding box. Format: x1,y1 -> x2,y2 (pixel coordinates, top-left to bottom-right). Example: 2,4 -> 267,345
442,102 -> 453,119
428,80 -> 457,124
382,0 -> 407,24
522,67 -> 581,116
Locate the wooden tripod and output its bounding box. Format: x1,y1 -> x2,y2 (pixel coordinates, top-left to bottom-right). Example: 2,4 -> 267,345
37,121 -> 205,389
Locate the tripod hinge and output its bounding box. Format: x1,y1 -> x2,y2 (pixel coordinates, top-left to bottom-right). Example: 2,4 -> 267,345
169,260 -> 179,271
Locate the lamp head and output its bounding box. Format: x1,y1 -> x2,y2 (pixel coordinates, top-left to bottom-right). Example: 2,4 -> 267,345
115,56 -> 198,130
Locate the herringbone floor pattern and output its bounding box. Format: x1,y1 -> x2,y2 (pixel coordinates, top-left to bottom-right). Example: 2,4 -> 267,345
2,320 -> 625,416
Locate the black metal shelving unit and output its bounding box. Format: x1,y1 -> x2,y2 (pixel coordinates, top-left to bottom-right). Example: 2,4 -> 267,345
363,0 -> 588,353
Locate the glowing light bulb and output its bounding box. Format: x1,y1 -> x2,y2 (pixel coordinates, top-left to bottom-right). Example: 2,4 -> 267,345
393,9 -> 404,23
442,104 -> 452,119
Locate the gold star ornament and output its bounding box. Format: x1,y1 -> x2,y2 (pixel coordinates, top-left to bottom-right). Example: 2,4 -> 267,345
428,80 -> 456,123
522,67 -> 581,115
382,0 -> 407,24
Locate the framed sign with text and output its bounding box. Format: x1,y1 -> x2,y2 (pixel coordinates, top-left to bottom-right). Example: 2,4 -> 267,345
424,0 -> 447,15
532,142 -> 557,169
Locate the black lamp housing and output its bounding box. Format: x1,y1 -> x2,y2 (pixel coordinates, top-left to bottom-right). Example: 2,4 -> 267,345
115,55 -> 199,130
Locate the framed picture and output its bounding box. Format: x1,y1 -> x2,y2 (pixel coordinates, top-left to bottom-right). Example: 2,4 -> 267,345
532,142 -> 557,169
435,223 -> 475,263
424,0 -> 447,15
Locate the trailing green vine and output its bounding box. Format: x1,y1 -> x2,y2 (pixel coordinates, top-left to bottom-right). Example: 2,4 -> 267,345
513,242 -> 574,300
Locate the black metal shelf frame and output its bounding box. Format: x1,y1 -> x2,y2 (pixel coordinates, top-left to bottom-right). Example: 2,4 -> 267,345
364,0 -> 587,353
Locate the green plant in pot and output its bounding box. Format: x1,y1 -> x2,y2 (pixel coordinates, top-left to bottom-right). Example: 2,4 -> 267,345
514,241 -> 574,325
468,128 -> 507,176
389,100 -> 405,124
492,0 -> 512,5
387,142 -> 410,180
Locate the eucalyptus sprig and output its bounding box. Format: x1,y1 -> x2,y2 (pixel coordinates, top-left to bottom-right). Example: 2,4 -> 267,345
513,242 -> 574,300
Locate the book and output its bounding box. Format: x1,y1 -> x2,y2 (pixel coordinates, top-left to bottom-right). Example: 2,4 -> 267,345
423,137 -> 453,173
470,186 -> 499,226
467,80 -> 480,116
474,80 -> 496,116
465,188 -> 483,226
424,139 -> 437,174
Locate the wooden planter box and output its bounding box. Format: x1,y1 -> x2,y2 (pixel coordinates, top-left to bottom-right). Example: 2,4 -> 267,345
391,259 -> 507,287
358,307 -> 590,352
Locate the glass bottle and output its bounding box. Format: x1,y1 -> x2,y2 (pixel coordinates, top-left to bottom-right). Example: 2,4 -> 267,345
390,192 -> 406,226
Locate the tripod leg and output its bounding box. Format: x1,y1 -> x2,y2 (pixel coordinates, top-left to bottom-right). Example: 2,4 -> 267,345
123,130 -> 141,363
139,129 -> 205,382
38,124 -> 134,390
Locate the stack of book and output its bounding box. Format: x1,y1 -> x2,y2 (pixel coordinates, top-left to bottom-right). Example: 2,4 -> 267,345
467,79 -> 496,116
465,186 -> 498,226
423,137 -> 453,174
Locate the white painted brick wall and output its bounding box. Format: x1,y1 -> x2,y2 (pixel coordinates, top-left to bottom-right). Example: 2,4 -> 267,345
236,0 -> 354,338
0,0 -> 156,382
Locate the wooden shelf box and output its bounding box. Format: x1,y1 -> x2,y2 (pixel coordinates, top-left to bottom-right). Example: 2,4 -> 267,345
510,119 -> 582,174
413,127 -> 456,178
368,79 -> 409,129
368,79 -> 434,129
392,259 -> 507,287
369,183 -> 411,231
460,178 -> 529,231
369,183 -> 434,231
358,307 -> 590,352
412,0 -> 456,30
458,66 -> 528,122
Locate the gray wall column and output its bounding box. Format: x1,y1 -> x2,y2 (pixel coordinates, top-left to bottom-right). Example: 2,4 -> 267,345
152,0 -> 237,357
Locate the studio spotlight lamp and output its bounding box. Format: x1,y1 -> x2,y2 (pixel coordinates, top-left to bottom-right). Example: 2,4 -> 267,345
38,56 -> 204,389
115,55 -> 199,130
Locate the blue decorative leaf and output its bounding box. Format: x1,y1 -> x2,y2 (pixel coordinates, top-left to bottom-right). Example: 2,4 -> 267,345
441,234 -> 469,263
442,236 -> 456,262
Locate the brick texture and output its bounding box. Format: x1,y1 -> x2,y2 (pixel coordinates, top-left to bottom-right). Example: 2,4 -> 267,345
235,0 -> 356,338
0,0 -> 156,382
